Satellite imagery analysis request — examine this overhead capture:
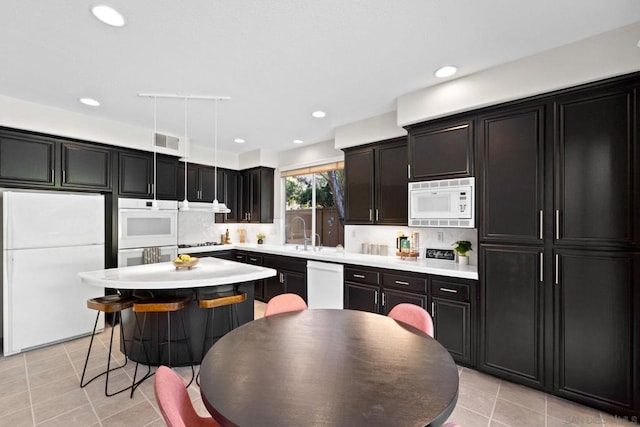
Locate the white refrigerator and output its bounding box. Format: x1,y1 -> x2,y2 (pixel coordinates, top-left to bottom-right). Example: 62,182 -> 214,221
1,191 -> 105,356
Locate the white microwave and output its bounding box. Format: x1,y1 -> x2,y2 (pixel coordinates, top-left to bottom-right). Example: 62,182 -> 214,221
408,178 -> 475,228
118,198 -> 178,249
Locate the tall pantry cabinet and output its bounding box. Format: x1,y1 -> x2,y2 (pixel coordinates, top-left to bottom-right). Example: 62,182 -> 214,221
477,76 -> 639,417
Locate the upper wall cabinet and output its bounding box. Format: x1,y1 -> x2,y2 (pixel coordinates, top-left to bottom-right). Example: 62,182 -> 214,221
119,151 -> 178,199
61,142 -> 111,190
215,168 -> 241,223
0,128 -> 113,191
344,137 -> 408,225
177,163 -> 215,202
407,118 -> 474,180
241,167 -> 274,223
0,130 -> 56,187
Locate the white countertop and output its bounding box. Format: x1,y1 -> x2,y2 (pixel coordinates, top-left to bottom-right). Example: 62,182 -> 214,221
78,257 -> 277,290
179,243 -> 478,280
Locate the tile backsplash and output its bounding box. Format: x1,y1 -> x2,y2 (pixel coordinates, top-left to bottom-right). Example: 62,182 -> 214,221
179,212 -> 477,265
344,225 -> 478,265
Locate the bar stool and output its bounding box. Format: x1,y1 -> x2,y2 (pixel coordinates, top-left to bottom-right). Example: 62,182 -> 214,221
80,294 -> 138,396
196,289 -> 247,384
130,296 -> 195,397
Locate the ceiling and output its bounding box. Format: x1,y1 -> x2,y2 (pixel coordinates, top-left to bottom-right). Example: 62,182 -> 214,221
1,1 -> 639,154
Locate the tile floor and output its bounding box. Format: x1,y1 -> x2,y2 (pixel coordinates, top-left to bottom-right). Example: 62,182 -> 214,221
0,301 -> 635,427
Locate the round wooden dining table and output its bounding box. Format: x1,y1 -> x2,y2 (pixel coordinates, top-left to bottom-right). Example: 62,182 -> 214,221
199,308 -> 459,426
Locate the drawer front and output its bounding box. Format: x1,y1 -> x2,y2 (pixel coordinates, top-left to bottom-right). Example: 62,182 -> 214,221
233,252 -> 247,263
382,272 -> 427,293
344,267 -> 380,285
246,254 -> 263,265
430,278 -> 470,301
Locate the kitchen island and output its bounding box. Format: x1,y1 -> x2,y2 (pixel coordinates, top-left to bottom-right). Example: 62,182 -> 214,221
78,257 -> 277,365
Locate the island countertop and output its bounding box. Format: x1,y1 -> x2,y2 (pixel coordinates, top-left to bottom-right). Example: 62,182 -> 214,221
78,257 -> 277,290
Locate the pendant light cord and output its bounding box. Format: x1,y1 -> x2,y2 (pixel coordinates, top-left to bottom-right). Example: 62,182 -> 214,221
213,99 -> 218,202
153,96 -> 157,203
183,98 -> 188,202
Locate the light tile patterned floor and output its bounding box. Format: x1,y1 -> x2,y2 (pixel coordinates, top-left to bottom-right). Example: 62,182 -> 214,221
0,301 -> 634,426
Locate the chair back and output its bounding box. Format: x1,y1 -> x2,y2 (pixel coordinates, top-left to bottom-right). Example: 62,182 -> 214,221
264,293 -> 308,317
388,303 -> 434,337
154,366 -> 218,427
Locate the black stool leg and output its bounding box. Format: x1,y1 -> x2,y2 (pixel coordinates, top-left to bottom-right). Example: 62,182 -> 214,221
130,312 -> 152,398
180,310 -> 196,387
103,311 -> 132,396
80,311 -> 101,387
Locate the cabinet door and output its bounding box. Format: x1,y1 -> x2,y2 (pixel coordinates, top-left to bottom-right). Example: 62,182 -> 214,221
478,105 -> 544,243
375,140 -> 408,225
480,244 -> 545,388
119,152 -> 152,197
155,156 -> 178,200
0,132 -> 55,186
381,288 -> 426,315
344,282 -> 379,313
284,270 -> 307,303
199,166 -> 216,202
186,165 -> 200,201
263,273 -> 284,302
215,169 -> 240,223
432,297 -> 472,365
344,148 -> 374,224
554,86 -> 637,247
408,119 -> 474,180
61,142 -> 111,190
554,249 -> 637,412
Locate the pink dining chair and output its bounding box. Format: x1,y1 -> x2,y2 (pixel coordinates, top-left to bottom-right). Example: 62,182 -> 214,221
154,365 -> 219,427
264,293 -> 308,317
388,303 -> 435,337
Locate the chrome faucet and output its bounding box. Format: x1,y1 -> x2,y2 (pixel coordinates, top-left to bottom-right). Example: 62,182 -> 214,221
292,216 -> 311,251
313,233 -> 322,251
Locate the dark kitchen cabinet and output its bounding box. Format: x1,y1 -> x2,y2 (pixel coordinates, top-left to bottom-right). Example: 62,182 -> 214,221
155,156 -> 179,200
261,254 -> 306,302
61,142 -> 111,190
479,244 -> 544,387
478,104 -> 545,244
407,117 -> 474,180
476,76 -> 640,417
178,163 -> 216,202
118,152 -> 152,197
431,276 -> 475,366
240,167 -> 274,223
215,168 -> 241,223
553,249 -> 638,412
120,152 -> 178,199
344,137 -> 407,225
344,266 -> 427,314
554,86 -> 637,248
0,130 -> 55,186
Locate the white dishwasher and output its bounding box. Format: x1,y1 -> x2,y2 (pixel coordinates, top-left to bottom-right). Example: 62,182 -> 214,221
306,261 -> 344,309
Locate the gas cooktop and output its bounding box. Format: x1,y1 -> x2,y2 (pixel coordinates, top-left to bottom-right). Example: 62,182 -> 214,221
178,242 -> 224,248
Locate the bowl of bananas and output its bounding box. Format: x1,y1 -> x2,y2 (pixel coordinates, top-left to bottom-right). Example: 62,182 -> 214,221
172,254 -> 199,270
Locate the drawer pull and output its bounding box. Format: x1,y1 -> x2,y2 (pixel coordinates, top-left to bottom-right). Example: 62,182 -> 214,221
353,274 -> 365,279
395,280 -> 410,286
235,255 -> 243,259
439,287 -> 458,293
249,258 -> 257,262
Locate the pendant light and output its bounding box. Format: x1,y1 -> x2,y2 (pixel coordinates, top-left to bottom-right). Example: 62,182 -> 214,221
181,97 -> 190,211
211,98 -> 231,214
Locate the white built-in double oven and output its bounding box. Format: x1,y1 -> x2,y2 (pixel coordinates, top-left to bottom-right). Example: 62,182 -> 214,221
117,198 -> 178,267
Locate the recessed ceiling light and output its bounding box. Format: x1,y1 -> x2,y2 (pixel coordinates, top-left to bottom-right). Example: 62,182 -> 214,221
79,97 -> 100,107
293,139 -> 304,144
434,65 -> 458,78
312,110 -> 326,118
234,138 -> 245,144
91,5 -> 126,27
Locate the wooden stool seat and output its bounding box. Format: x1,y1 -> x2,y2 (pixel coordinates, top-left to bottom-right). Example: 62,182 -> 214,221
199,290 -> 247,309
87,295 -> 138,313
81,294 -> 138,397
130,295 -> 195,397
133,296 -> 191,313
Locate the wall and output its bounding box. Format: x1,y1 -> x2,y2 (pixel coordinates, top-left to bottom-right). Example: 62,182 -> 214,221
397,22 -> 640,126
334,111 -> 407,149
